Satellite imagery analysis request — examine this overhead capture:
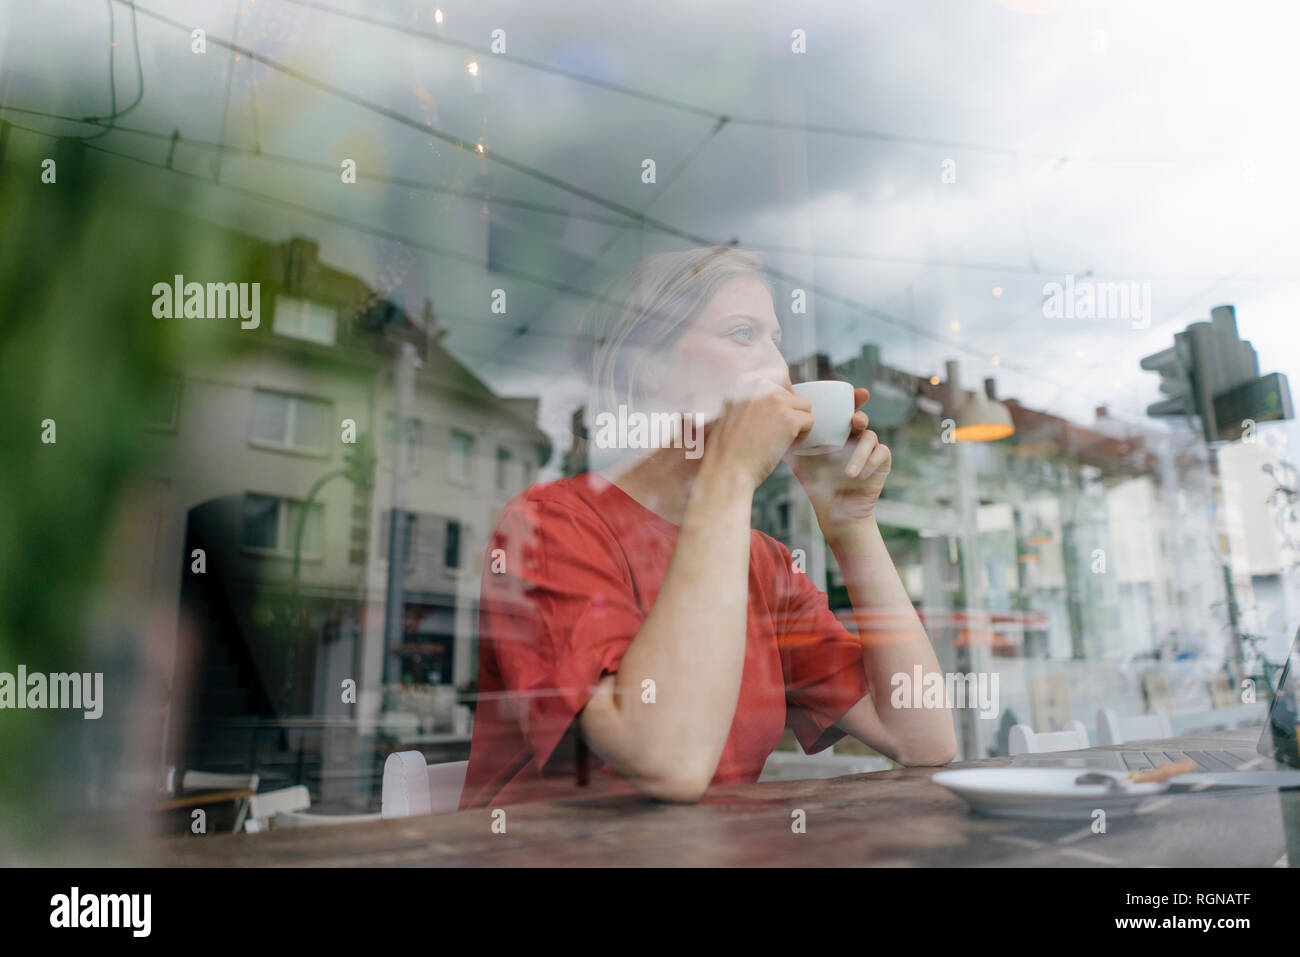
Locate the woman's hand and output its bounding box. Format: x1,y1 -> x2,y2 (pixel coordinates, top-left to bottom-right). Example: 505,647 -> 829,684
703,381 -> 814,493
785,387 -> 891,536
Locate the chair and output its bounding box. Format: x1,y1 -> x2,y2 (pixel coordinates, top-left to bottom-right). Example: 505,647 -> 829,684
1008,721 -> 1090,755
381,752 -> 469,819
244,784 -> 383,831
243,785 -> 311,833
1096,707 -> 1172,745
181,771 -> 260,833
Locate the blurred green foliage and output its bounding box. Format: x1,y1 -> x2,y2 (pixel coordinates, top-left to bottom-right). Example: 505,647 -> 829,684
0,128 -> 254,854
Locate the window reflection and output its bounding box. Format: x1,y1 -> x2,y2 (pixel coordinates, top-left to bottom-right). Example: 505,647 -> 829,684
119,234 -> 1295,820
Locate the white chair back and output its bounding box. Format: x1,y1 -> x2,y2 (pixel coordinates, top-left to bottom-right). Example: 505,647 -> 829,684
382,751 -> 469,819
244,785 -> 311,832
181,771 -> 259,832
1096,707 -> 1172,745
1008,720 -> 1090,755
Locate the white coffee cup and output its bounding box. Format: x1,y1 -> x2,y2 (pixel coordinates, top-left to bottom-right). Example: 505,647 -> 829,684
791,380 -> 855,455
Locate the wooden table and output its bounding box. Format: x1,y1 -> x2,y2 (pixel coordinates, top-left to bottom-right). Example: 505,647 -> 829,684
154,788 -> 256,812
147,727 -> 1295,866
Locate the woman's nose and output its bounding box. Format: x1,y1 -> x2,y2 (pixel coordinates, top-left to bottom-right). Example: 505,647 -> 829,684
758,340 -> 792,390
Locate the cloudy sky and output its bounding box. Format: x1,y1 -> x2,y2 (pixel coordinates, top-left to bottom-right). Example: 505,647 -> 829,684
5,0 -> 1300,460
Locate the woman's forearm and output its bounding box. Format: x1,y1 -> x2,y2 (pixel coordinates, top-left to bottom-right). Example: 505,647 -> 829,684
828,518 -> 958,765
601,460 -> 755,796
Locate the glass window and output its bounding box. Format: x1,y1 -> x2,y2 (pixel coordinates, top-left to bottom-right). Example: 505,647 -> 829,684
241,493 -> 323,557
496,446 -> 513,491
250,390 -> 289,445
241,493 -> 279,550
450,430 -> 474,481
385,412 -> 423,460
272,295 -> 338,345
249,389 -> 329,453
445,520 -> 460,569
292,396 -> 328,451
52,15 -> 1300,850
285,500 -> 324,557
378,511 -> 462,575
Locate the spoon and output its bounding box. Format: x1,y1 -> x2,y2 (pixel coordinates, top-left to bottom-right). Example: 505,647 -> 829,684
1074,759 -> 1198,790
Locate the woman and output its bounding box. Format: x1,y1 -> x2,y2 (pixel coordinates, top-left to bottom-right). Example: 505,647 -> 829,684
460,246 -> 955,809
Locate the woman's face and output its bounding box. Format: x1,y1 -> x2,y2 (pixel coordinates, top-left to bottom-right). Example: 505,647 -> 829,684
646,274 -> 793,422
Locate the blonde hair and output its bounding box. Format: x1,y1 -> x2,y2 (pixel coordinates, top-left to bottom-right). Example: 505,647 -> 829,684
570,245 -> 772,422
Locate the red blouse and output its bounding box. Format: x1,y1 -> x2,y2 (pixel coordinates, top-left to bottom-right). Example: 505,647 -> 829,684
459,471 -> 870,809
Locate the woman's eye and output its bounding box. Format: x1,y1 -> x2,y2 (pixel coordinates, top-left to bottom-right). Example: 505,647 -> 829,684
728,325 -> 754,342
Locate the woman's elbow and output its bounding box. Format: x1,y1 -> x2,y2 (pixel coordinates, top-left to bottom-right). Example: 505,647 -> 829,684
900,746 -> 956,767
636,766 -> 711,804
897,731 -> 958,767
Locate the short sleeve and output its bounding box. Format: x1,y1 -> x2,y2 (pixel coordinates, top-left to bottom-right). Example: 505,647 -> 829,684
479,493 -> 646,773
774,545 -> 870,755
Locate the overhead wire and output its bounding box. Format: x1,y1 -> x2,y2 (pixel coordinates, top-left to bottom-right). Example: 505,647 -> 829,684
80,0 -> 144,142
11,4 -> 1240,426
275,0 -> 1230,168
5,103 -> 1296,284
0,113 -> 1163,427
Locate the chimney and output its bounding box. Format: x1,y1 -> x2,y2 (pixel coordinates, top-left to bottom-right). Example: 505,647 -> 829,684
285,237 -> 319,294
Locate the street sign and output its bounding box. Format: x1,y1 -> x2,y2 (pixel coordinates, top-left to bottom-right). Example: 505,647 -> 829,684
1213,372 -> 1294,441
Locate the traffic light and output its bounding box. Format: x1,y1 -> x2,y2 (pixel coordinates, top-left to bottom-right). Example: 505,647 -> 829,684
343,434 -> 376,491
1139,331 -> 1196,418
1140,305 -> 1292,442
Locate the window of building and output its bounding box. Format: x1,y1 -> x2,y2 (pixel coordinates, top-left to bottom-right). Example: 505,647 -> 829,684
272,295 -> 339,345
397,603 -> 456,686
445,520 -> 461,570
378,511 -> 417,570
450,430 -> 474,482
385,412 -> 423,461
378,512 -> 461,576
250,389 -> 330,453
497,446 -> 513,491
241,493 -> 324,558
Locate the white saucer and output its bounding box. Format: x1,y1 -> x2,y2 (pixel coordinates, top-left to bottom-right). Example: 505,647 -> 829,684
931,768 -> 1169,820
